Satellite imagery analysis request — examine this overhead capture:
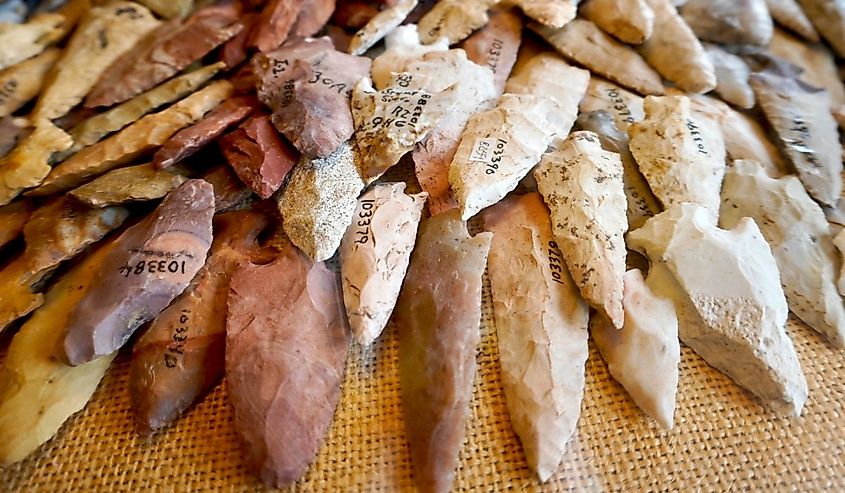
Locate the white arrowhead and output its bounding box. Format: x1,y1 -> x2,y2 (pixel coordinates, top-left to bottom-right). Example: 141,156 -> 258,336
340,183 -> 426,345
591,269 -> 680,429
721,160 -> 845,347
628,203 -> 809,416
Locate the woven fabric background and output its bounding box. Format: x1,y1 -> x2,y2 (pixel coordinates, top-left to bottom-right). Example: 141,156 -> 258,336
1,300 -> 844,491
1,164 -> 844,491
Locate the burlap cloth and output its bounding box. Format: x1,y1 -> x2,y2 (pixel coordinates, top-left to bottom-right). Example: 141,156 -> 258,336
1,163 -> 844,491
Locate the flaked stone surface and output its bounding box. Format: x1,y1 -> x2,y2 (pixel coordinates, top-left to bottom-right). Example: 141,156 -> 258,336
278,141 -> 365,262
340,183 -> 426,346
579,77 -> 645,131
628,203 -> 809,416
580,0 -> 654,44
86,3 -> 242,107
704,43 -> 755,109
450,94 -> 560,220
352,74 -> 458,183
254,37 -> 371,158
396,210 -> 492,493
131,211 -> 277,433
482,192 -> 589,482
0,196 -> 128,333
220,114 -> 298,200
348,0 -> 418,55
461,7 -> 522,96
68,63 -> 224,153
721,159 -> 845,347
627,95 -> 726,215
406,49 -> 497,215
575,110 -> 661,230
0,120 -> 72,205
534,131 -> 628,329
226,242 -> 348,488
531,19 -> 665,96
417,0 -> 498,44
680,0 -> 773,46
33,2 -> 160,121
62,180 -> 214,366
34,81 -> 232,196
591,268 -> 680,429
750,70 -> 842,208
69,164 -> 188,207
638,0 -> 716,94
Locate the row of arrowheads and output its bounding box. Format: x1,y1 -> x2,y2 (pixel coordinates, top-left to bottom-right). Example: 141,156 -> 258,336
0,0 -> 843,490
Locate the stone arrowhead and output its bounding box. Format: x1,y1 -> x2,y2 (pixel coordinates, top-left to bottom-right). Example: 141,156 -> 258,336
153,95 -> 259,169
340,183 -> 426,345
69,163 -> 188,207
750,70 -> 842,208
461,7 -> 522,96
638,0 -> 716,94
704,44 -> 755,109
482,193 -> 589,481
0,240 -> 117,466
721,160 -> 845,348
396,210 -> 492,493
765,0 -> 819,41
63,180 -> 214,366
510,0 -> 577,28
579,77 -> 645,131
85,3 -> 242,108
353,74 -> 458,183
628,95 -> 727,216
680,0 -> 773,46
450,94 -> 559,220
0,48 -> 59,118
417,0 -> 498,44
580,0 -> 655,44
34,81 -> 232,196
575,110 -> 661,230
0,120 -> 73,205
226,242 -> 348,488
627,203 -> 809,416
0,196 -> 129,333
0,12 -> 65,71
505,52 -> 590,145
254,37 -> 371,158
219,114 -> 298,199
590,269 -> 680,429
348,0 -> 418,55
370,25 -> 449,90
531,19 -> 664,96
33,2 -> 160,121
798,0 -> 845,58
0,200 -> 30,250
131,210 -> 276,433
68,63 -> 225,153
535,131 -> 628,328
277,141 -> 366,262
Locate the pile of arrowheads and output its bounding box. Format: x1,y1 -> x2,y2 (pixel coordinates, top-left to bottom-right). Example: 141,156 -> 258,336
0,0 -> 843,489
